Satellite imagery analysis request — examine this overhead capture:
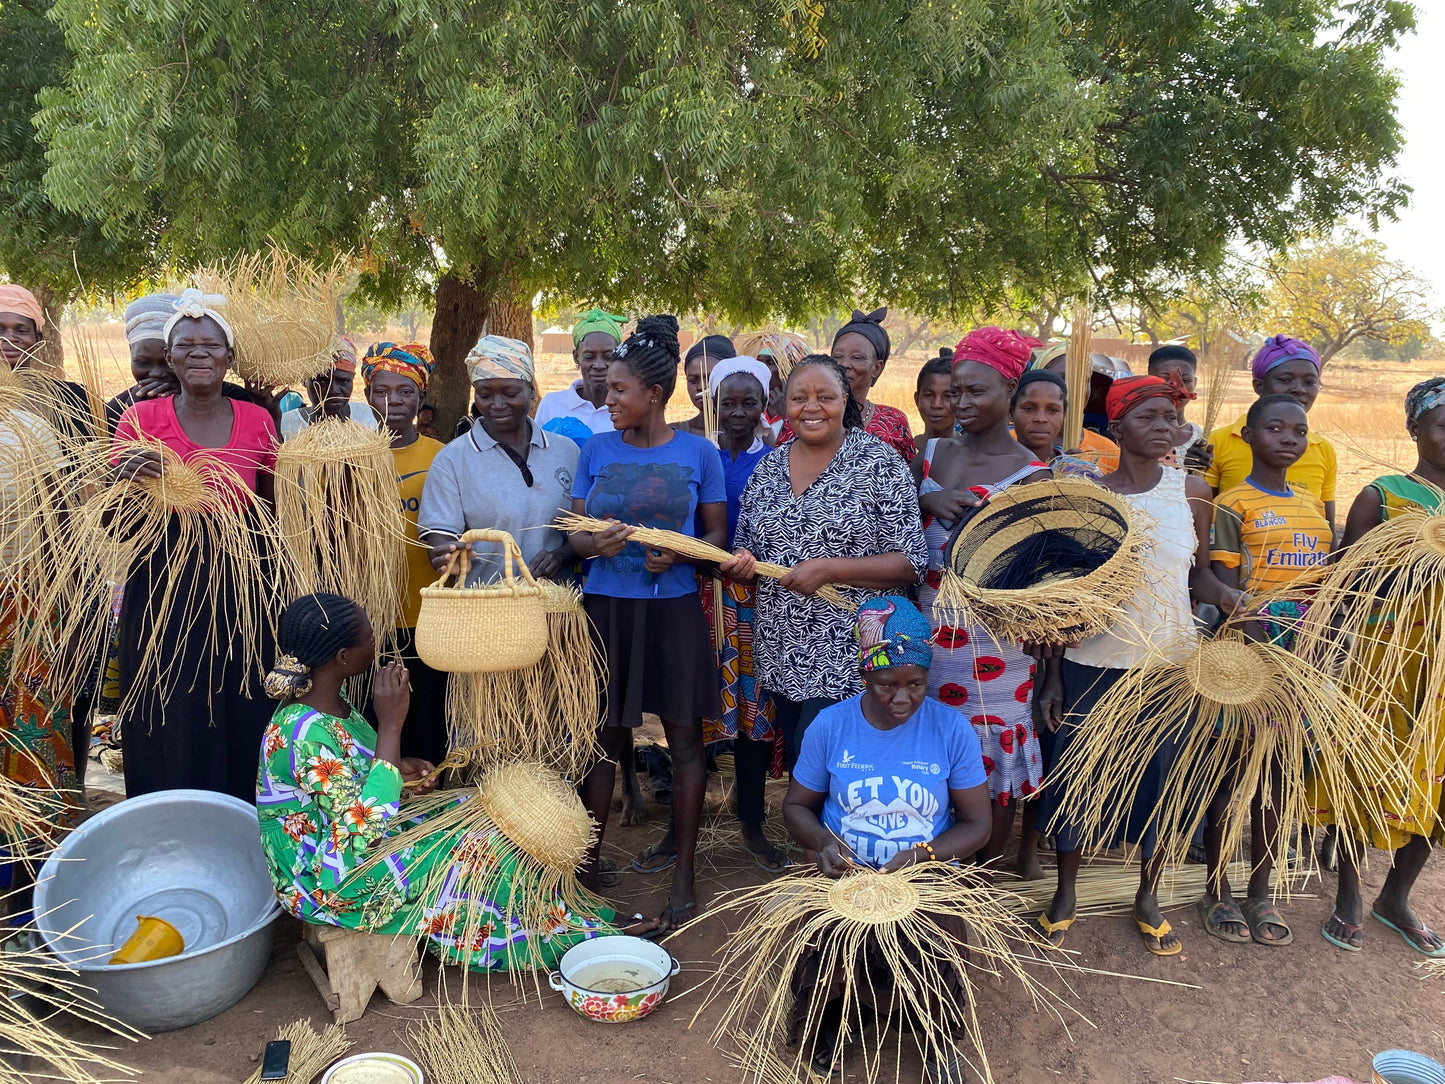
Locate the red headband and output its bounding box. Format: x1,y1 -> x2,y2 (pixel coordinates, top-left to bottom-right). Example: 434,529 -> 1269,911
1105,372 -> 1195,422
952,326 -> 1039,382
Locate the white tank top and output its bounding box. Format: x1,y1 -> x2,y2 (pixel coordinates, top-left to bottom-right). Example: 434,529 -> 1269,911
1068,466 -> 1198,669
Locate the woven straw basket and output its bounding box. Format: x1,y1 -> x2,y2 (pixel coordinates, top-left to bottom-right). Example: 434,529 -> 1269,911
415,528 -> 547,673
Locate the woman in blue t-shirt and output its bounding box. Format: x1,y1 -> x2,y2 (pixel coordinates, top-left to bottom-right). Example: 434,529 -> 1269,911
569,315 -> 728,933
784,595 -> 990,1080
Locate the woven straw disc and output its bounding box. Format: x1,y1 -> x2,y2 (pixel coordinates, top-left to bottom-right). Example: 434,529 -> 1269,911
138,452 -> 212,511
946,480 -> 1131,588
477,761 -> 593,872
540,579 -> 584,615
1186,639 -> 1275,706
826,872 -> 922,925
1422,516 -> 1445,557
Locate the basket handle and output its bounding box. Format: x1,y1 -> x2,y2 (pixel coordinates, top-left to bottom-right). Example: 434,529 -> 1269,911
429,543 -> 473,590
453,528 -> 541,590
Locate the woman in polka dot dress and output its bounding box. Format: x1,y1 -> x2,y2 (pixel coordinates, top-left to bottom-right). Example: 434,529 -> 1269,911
913,327 -> 1051,877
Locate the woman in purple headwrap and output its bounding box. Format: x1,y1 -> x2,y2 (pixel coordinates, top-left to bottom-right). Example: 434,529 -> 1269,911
912,327 -> 1052,876
1204,334 -> 1338,531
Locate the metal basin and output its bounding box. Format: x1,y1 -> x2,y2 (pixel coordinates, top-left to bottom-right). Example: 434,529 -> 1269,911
33,789 -> 280,1033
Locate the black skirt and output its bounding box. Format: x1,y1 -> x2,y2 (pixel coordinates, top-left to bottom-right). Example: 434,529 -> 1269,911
118,516 -> 277,803
583,593 -> 719,728
1034,658 -> 1187,858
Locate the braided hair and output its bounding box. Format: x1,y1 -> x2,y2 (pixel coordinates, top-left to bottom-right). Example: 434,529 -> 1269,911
264,592 -> 366,700
612,314 -> 681,402
788,353 -> 865,430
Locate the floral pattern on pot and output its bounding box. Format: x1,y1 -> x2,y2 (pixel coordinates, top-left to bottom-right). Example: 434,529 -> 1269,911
567,988 -> 665,1024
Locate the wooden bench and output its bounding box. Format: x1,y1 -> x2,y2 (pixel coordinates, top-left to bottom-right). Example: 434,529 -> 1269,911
296,923 -> 424,1025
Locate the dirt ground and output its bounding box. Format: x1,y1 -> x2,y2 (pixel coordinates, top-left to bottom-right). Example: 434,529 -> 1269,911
67,765 -> 1445,1084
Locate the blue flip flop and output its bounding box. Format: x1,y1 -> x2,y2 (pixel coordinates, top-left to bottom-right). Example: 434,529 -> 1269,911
1371,909 -> 1445,958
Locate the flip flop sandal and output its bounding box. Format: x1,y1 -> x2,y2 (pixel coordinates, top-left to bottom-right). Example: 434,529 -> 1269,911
1321,914 -> 1363,952
643,900 -> 696,941
1198,898 -> 1251,944
630,845 -> 677,875
745,841 -> 793,873
1371,910 -> 1445,958
1029,911 -> 1075,949
1241,899 -> 1293,946
1134,917 -> 1182,957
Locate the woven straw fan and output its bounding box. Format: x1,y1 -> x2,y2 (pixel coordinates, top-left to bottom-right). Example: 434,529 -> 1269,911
556,512 -> 854,610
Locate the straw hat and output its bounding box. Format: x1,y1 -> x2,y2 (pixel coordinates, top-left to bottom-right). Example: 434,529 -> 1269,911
476,761 -> 594,874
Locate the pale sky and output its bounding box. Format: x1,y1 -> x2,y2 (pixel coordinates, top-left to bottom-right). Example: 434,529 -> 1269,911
1371,0 -> 1444,302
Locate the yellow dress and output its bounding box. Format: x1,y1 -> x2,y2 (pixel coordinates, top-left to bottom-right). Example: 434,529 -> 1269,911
1310,475 -> 1444,848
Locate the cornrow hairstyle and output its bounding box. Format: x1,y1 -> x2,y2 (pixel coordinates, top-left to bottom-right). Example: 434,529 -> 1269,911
264,592 -> 366,700
1245,392 -> 1306,432
612,314 -> 681,402
915,354 -> 954,394
788,353 -> 865,430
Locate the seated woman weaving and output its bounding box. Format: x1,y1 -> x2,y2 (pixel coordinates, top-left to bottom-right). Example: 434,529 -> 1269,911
256,593 -> 657,971
782,596 -> 991,1081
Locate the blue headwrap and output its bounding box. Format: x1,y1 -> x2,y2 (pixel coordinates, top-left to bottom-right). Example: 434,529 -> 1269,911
1406,376 -> 1445,426
855,596 -> 934,672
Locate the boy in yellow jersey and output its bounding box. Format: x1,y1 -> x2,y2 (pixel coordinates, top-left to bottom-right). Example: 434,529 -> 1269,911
361,343 -> 448,763
1198,393 -> 1330,951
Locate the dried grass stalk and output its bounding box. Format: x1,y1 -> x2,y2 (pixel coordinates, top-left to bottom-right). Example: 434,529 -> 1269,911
1198,338 -> 1242,438
692,864 -> 1086,1084
406,990 -> 523,1084
0,921 -> 142,1083
274,417 -> 408,656
0,405 -> 77,608
195,248 -> 346,387
363,761 -> 603,977
934,478 -> 1152,645
16,438 -> 295,717
998,856 -> 1298,917
1063,300 -> 1091,450
240,1018 -> 351,1084
1047,631 -> 1408,888
557,513 -> 853,611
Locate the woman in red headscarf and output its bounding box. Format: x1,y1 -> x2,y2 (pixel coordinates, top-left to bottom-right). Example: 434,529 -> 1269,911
1031,374 -> 1242,957
912,327 -> 1052,877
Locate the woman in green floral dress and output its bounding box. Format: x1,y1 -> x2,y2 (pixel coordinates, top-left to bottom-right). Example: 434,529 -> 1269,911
256,592 -> 653,971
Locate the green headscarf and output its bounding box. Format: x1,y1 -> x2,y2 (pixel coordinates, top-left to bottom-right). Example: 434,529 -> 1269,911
572,307 -> 627,347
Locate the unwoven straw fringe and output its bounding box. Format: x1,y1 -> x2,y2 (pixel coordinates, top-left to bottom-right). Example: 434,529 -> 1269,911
1046,629 -> 1408,891
274,417 -> 409,660
557,513 -> 854,610
407,987 -> 524,1084
445,580 -> 602,779
361,761 -> 602,987
195,247 -> 347,387
14,438 -> 296,719
241,1018 -> 351,1084
688,864 -> 1090,1084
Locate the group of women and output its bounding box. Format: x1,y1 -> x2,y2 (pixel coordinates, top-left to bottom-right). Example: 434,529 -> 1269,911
1,279 -> 1443,1074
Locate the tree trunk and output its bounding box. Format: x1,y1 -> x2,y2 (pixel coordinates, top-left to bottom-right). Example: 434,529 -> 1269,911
31,283 -> 66,374
428,267 -> 534,435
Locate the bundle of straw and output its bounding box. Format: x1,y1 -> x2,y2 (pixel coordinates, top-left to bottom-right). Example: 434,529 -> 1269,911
0,404 -> 77,608
363,760 -> 603,976
241,1018 -> 351,1084
693,864 -> 1085,1084
1047,630 -> 1408,881
1197,337 -> 1243,439
556,512 -> 853,610
274,417 -> 408,656
17,439 -> 296,716
1062,300 -> 1092,451
407,992 -> 523,1084
444,580 -> 603,779
933,478 -> 1150,645
997,857 -> 1298,917
196,248 -> 346,387
0,927 -> 142,1083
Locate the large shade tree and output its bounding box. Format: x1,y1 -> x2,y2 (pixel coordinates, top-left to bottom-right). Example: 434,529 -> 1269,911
30,0 -> 1413,426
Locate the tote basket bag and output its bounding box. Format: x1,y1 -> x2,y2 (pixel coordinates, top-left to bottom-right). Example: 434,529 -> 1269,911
414,528 -> 548,673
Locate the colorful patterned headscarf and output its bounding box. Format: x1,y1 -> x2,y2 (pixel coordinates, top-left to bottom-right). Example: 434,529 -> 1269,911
855,596 -> 934,672
1251,335 -> 1320,380
466,334 -> 535,392
572,308 -> 627,347
1406,376 -> 1445,426
1105,372 -> 1195,422
124,293 -> 180,347
953,326 -> 1039,382
361,341 -> 435,391
0,285 -> 44,332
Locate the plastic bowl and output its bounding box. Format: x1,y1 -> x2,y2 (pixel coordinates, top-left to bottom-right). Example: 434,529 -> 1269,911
320,1052 -> 424,1083
1374,1050 -> 1445,1084
33,789 -> 280,1033
548,934 -> 679,1024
